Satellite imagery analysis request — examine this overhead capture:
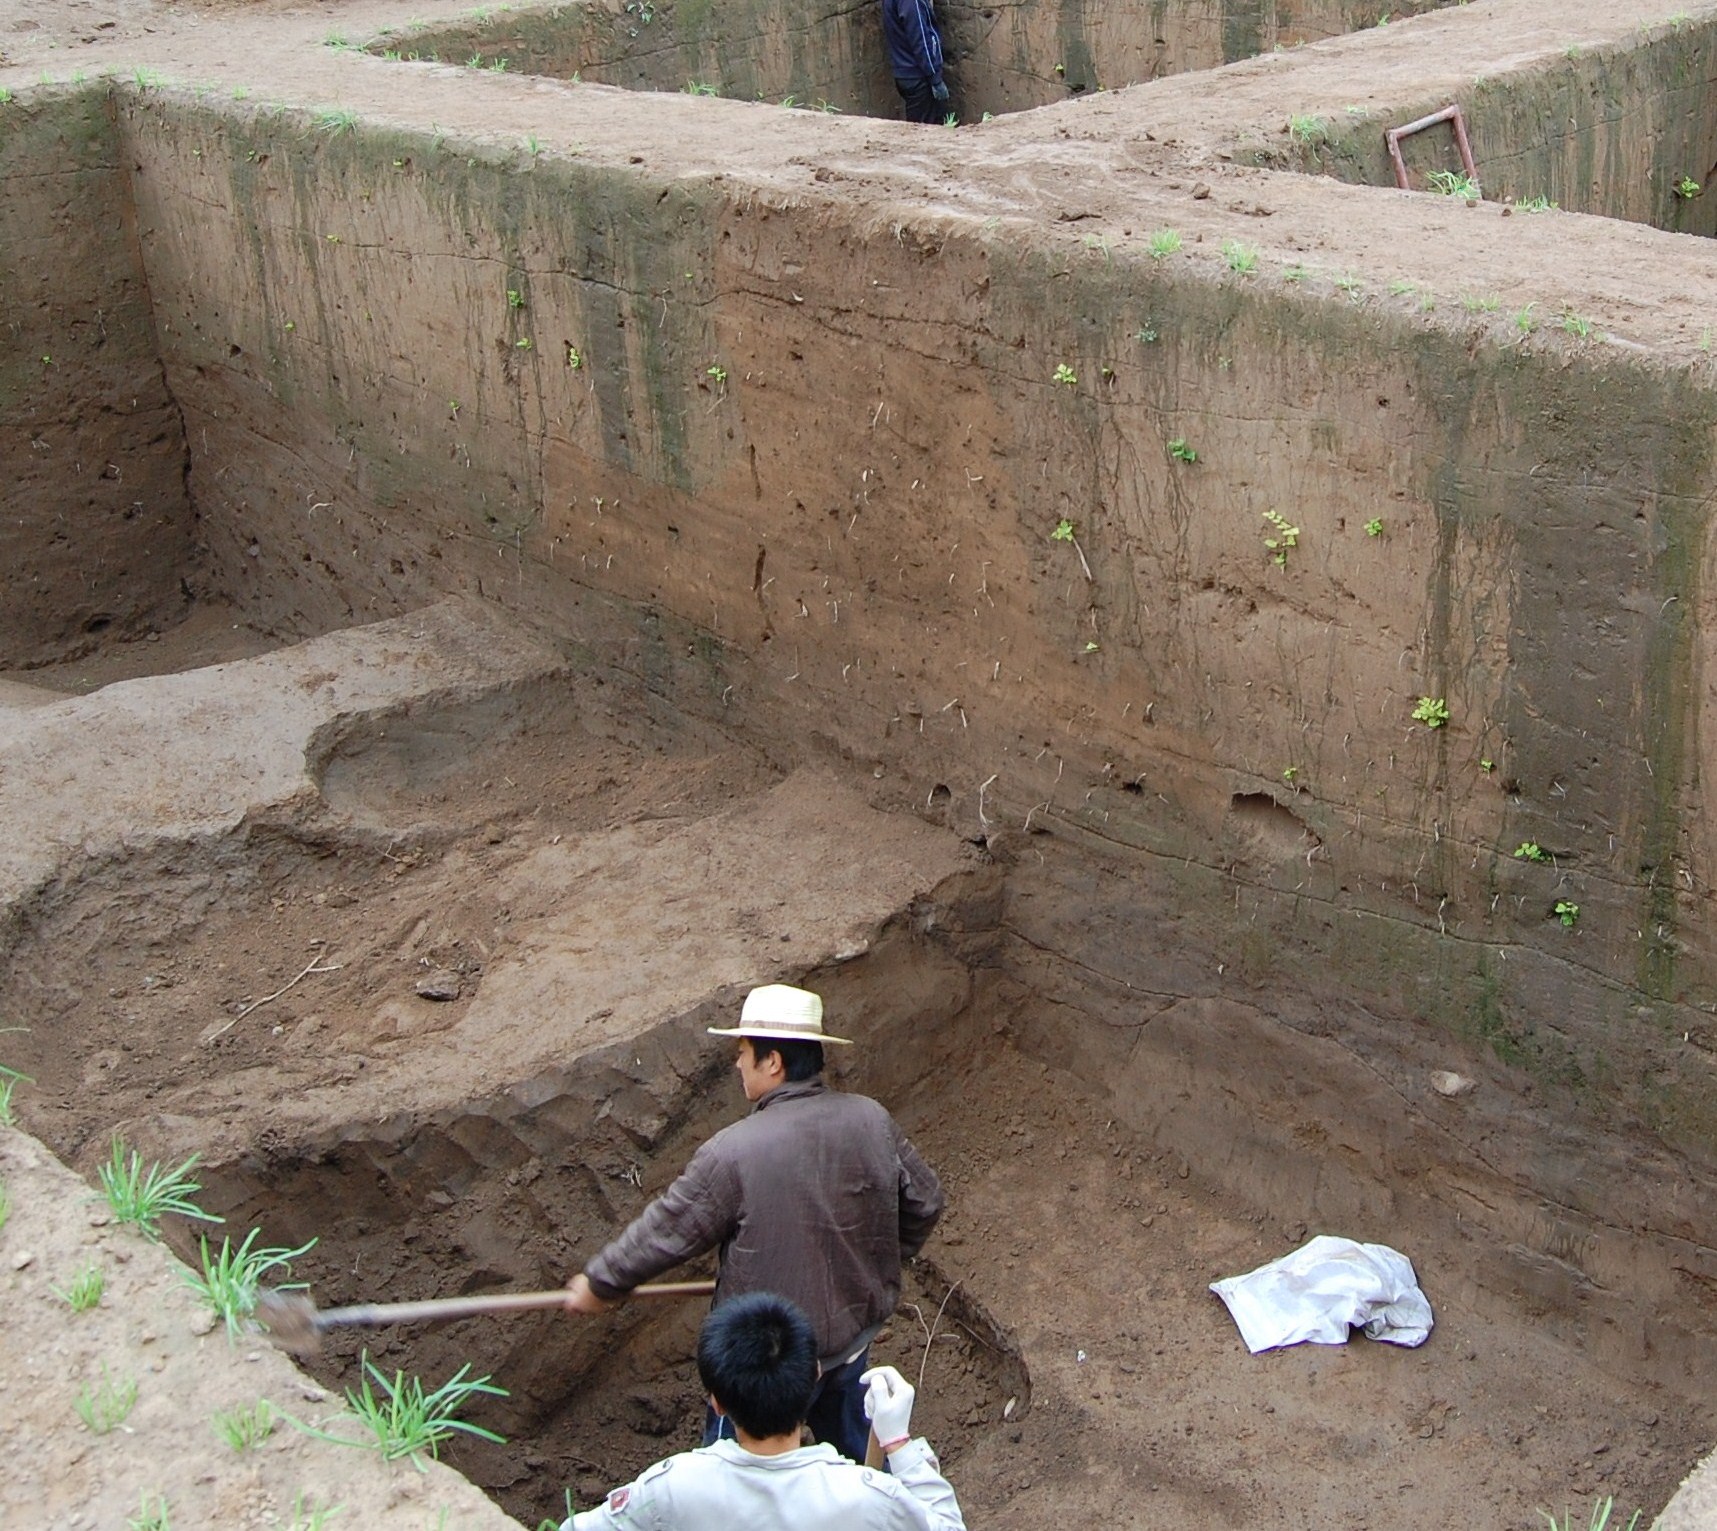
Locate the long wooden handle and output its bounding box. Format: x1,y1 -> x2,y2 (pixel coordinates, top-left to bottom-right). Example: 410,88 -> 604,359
316,1279 -> 716,1330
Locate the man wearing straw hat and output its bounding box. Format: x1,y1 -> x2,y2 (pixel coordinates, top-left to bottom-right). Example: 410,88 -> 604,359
565,982 -> 946,1463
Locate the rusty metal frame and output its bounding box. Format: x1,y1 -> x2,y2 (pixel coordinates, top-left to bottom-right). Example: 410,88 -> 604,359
1386,103 -> 1479,192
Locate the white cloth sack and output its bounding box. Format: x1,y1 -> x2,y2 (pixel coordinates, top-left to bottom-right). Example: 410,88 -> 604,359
1210,1234 -> 1434,1353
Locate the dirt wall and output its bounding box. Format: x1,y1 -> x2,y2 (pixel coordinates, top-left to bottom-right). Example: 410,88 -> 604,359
0,87 -> 193,667
1265,14 -> 1717,235
377,0 -> 1463,121
114,89 -> 1717,1161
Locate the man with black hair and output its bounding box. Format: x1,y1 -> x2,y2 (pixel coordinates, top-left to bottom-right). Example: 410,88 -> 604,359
562,1293 -> 965,1530
565,984 -> 945,1464
880,0 -> 952,124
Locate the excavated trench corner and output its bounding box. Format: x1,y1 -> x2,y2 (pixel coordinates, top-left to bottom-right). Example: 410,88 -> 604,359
10,0 -> 1717,1524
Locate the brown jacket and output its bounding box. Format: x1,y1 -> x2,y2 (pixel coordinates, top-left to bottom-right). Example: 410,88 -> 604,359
584,1080 -> 945,1360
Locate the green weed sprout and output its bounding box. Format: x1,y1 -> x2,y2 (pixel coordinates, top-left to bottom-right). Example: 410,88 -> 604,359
1262,510 -> 1300,566
1167,438 -> 1197,464
1051,518 -> 1076,542
1412,696 -> 1450,729
74,1364 -> 139,1433
315,108 -> 358,135
1461,294 -> 1500,313
53,1262 -> 106,1312
507,289 -> 524,309
706,364 -> 727,384
1555,900 -> 1580,928
1427,168 -> 1480,198
1514,842 -> 1550,863
566,344 -> 583,370
273,1492 -> 343,1530
185,1228 -> 317,1339
1673,175 -> 1701,199
127,1493 -> 171,1531
1052,363 -> 1077,386
1480,758 -> 1495,772
302,1355 -> 507,1468
1222,240 -> 1259,274
1561,310 -> 1593,338
1539,1495 -> 1640,1531
1517,194 -> 1558,212
683,80 -> 718,96
1146,229 -> 1182,259
96,1137 -> 222,1241
1514,304 -> 1538,334
1288,114 -> 1328,146
0,1063 -> 27,1126
1364,517 -> 1384,537
213,1399 -> 277,1451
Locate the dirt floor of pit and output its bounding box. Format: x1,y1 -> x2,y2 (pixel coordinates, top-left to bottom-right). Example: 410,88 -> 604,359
0,624 -> 1709,1527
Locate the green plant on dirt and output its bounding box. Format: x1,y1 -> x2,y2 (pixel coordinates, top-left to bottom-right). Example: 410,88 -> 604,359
565,344 -> 583,369
1282,264 -> 1310,283
53,1262 -> 106,1313
1427,168 -> 1480,198
1288,114 -> 1329,146
1561,309 -> 1593,338
271,1492 -> 343,1531
535,1491 -> 576,1531
213,1399 -> 277,1452
1515,842 -> 1551,863
942,112 -> 959,128
133,67 -> 164,89
323,30 -> 352,48
1480,758 -> 1495,772
1461,293 -> 1500,313
1333,272 -> 1364,300
1083,640 -> 1100,653
96,1136 -> 222,1241
0,87 -> 13,104
1167,438 -> 1198,464
300,1355 -> 508,1468
706,363 -> 727,384
1146,229 -> 1182,259
1365,517 -> 1384,537
778,94 -> 798,107
315,108 -> 358,135
184,1228 -> 317,1339
507,288 -> 525,309
74,1364 -> 139,1433
1052,363 -> 1078,386
1516,194 -> 1558,212
1135,321 -> 1159,343
1513,303 -> 1538,334
514,337 -> 533,350
1051,518 -> 1076,542
524,134 -> 542,157
1539,1495 -> 1641,1531
1262,509 -> 1299,566
683,79 -> 718,95
1387,278 -> 1417,297
1411,696 -> 1450,729
1673,175 -> 1701,200
1222,239 -> 1259,274
1555,900 -> 1581,928
1282,766 -> 1299,783
0,1062 -> 28,1126
127,1494 -> 171,1531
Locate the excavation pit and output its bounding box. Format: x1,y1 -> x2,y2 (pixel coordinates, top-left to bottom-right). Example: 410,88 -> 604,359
8,0 -> 1717,1525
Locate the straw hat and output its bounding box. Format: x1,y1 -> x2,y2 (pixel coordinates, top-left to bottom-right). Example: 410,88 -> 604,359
707,983 -> 853,1045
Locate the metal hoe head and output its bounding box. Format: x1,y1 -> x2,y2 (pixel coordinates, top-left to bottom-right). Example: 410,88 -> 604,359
254,1290 -> 324,1356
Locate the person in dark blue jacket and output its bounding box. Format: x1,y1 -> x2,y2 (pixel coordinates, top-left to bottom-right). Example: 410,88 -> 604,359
880,0 -> 951,123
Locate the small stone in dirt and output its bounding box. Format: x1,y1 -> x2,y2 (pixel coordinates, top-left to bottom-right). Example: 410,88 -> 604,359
10,1249 -> 33,1270
1430,1070 -> 1475,1097
415,969 -> 464,1001
189,1309 -> 217,1336
299,1382 -> 330,1402
1191,182 -> 1211,200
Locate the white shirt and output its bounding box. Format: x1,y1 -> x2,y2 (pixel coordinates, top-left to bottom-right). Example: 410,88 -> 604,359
565,1437 -> 966,1531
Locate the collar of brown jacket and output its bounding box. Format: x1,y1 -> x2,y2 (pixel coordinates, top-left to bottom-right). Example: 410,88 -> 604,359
750,1077 -> 829,1113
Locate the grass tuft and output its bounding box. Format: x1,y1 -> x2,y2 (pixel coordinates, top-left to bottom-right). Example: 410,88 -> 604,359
213,1399 -> 278,1451
53,1262 -> 106,1312
74,1364 -> 139,1433
96,1136 -> 222,1241
185,1228 -> 317,1338
294,1354 -> 508,1468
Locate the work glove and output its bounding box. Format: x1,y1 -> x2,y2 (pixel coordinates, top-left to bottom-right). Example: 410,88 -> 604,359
860,1364 -> 916,1449
930,78 -> 950,102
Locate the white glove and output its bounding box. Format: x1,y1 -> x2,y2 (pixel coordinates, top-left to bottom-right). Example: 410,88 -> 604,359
860,1364 -> 916,1449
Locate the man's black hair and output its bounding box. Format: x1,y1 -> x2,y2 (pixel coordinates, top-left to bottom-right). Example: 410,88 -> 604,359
697,1292 -> 819,1439
746,1036 -> 825,1082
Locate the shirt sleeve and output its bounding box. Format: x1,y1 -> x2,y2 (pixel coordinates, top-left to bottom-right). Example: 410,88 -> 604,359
884,1439 -> 967,1531
895,1128 -> 946,1260
585,1139 -> 739,1298
906,0 -> 944,81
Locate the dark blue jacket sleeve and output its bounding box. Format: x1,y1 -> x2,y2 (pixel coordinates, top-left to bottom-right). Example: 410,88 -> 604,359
882,0 -> 945,84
